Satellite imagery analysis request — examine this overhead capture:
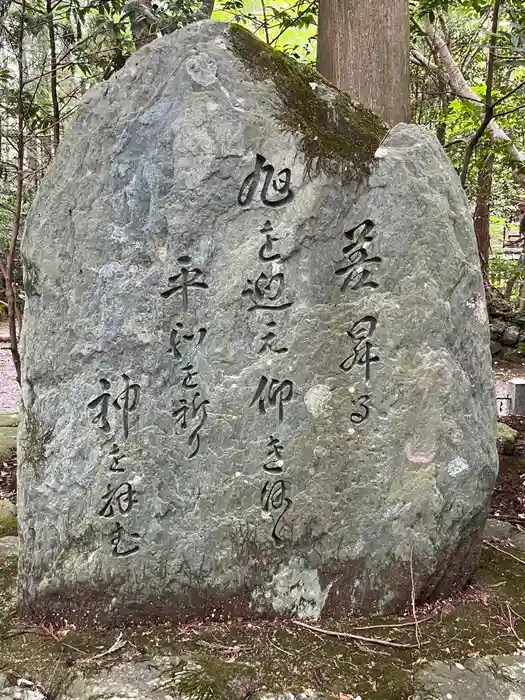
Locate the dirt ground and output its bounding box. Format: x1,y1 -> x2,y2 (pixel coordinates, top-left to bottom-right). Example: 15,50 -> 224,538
0,322 -> 20,414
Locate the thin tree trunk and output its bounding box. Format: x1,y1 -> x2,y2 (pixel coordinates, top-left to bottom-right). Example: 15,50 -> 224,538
26,140 -> 39,197
518,222 -> 525,312
459,0 -> 501,187
201,0 -> 215,17
0,0 -> 25,385
518,277 -> 525,312
435,75 -> 450,145
505,271 -> 519,300
473,151 -> 494,280
316,0 -> 410,125
46,0 -> 60,152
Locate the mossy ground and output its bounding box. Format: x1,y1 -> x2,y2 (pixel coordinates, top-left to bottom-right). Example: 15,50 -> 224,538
1,542 -> 525,700
0,516 -> 17,536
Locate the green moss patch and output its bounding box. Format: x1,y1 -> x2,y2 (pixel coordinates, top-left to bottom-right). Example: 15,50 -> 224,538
0,427 -> 17,461
228,25 -> 387,180
0,414 -> 19,429
19,408 -> 53,477
0,516 -> 17,537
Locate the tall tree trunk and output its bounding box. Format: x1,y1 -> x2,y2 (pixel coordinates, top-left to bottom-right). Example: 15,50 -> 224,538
435,74 -> 450,145
26,136 -> 40,197
316,0 -> 411,125
473,151 -> 494,280
505,270 -> 519,300
459,0 -> 501,188
0,0 -> 25,385
518,276 -> 525,313
46,0 -> 60,152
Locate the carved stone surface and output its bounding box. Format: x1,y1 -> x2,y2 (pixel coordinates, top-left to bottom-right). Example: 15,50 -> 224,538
18,20 -> 497,623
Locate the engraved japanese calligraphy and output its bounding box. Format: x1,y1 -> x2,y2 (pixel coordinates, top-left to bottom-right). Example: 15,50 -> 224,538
238,154 -> 294,208
109,521 -> 141,557
19,22 -> 497,622
99,482 -> 138,517
340,316 -> 379,379
161,252 -> 210,459
337,220 -> 382,428
161,256 -> 208,312
173,391 -> 210,459
242,218 -> 293,357
250,375 -> 294,423
87,373 -> 142,556
336,220 -> 382,292
238,154 -> 296,546
167,323 -> 207,361
88,374 -> 140,440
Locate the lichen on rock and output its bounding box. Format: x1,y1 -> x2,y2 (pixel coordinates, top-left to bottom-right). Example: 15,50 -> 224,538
497,421 -> 518,455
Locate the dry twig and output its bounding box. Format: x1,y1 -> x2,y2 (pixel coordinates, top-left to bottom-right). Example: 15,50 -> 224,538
483,540 -> 525,565
78,633 -> 127,664
352,615 -> 434,631
410,543 -> 422,648
0,627 -> 86,655
267,633 -> 295,657
291,620 -> 424,649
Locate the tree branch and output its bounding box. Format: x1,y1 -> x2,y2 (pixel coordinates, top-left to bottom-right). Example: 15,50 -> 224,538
423,13 -> 525,174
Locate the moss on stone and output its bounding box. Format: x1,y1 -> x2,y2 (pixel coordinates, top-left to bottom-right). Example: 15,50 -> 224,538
497,421 -> 518,455
0,413 -> 19,428
20,408 -> 53,477
3,532 -> 525,699
165,656 -> 255,700
22,255 -> 41,298
228,24 -> 387,180
0,516 -> 17,537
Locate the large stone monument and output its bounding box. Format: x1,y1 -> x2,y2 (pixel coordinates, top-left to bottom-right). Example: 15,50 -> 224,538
18,21 -> 497,623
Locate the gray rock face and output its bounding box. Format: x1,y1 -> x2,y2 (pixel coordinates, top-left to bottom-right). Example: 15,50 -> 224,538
490,340 -> 503,357
65,657 -> 179,700
502,324 -> 521,346
0,536 -> 18,560
490,318 -> 507,340
483,518 -> 514,540
413,655 -> 525,700
18,21 -> 497,622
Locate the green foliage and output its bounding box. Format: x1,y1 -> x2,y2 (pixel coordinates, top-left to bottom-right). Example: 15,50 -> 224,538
490,254 -> 521,299
491,254 -> 520,281
216,0 -> 317,59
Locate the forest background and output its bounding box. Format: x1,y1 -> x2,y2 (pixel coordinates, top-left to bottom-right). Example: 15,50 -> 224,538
1,0 -> 525,383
